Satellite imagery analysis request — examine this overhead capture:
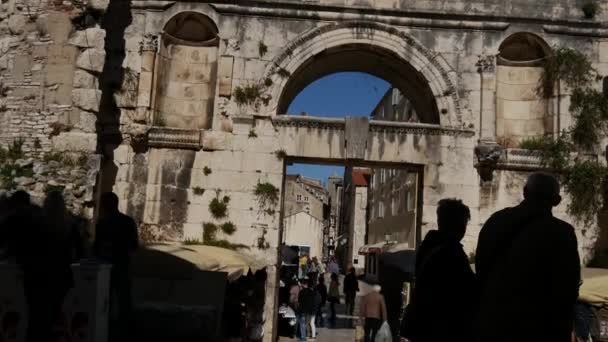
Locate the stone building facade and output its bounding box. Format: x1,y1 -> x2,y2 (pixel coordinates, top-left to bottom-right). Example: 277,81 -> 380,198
2,0 -> 608,340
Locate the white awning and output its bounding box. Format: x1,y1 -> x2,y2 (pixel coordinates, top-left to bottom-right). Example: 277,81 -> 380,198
358,242 -> 387,255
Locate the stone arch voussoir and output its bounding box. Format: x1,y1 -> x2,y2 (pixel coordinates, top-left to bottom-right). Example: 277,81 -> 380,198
262,21 -> 461,126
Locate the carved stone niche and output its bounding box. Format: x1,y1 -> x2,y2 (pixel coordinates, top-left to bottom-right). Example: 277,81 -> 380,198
153,12 -> 219,132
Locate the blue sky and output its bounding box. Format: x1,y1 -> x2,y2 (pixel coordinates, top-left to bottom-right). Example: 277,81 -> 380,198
285,72 -> 390,182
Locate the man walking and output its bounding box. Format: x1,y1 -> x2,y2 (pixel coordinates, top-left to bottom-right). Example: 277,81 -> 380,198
360,284 -> 387,342
94,192 -> 139,338
400,199 -> 476,342
344,267 -> 359,317
475,173 -> 581,342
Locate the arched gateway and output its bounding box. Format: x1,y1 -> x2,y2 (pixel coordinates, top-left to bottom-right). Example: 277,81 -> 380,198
2,1 -> 604,341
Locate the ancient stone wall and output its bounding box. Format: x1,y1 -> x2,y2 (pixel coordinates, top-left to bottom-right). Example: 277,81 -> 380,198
0,0 -> 108,216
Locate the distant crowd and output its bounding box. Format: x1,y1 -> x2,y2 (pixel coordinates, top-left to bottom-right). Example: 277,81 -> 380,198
0,190 -> 138,342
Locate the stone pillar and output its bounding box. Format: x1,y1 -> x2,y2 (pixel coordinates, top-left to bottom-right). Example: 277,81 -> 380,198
476,54 -> 497,143
64,263 -> 112,342
136,34 -> 158,124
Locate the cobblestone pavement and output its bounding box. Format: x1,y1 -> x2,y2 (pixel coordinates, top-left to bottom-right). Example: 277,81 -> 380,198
278,279 -> 372,342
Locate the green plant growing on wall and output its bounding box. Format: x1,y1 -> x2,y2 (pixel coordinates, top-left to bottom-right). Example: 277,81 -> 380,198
254,182 -> 279,212
49,122 -> 72,138
234,84 -> 262,107
7,139 -> 24,160
203,222 -> 218,242
209,195 -> 230,219
78,154 -> 88,167
518,136 -> 550,151
249,129 -> 258,138
528,46 -> 608,225
258,41 -> 268,58
257,228 -> 270,250
220,222 -> 236,235
192,186 -> 205,195
582,0 -> 600,19
203,166 -> 212,176
275,149 -> 287,160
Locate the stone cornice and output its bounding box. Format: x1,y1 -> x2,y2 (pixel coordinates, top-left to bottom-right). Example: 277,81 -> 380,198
148,127 -> 202,149
271,115 -> 475,137
272,116 -> 345,130
495,148 -> 544,170
543,25 -> 608,37
370,120 -> 476,137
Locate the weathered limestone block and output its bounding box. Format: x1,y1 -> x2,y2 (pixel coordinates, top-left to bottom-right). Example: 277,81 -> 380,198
72,89 -> 102,112
68,27 -> 106,48
79,111 -> 97,133
201,131 -> 232,151
87,0 -> 110,13
76,49 -> 106,73
8,14 -> 26,35
73,70 -> 98,89
43,12 -> 72,43
600,41 -> 608,64
52,132 -> 97,152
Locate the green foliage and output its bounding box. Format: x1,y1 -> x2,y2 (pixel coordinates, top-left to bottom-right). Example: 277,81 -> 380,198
220,221 -> 236,235
538,47 -> 596,98
203,222 -> 218,242
582,0 -> 600,18
209,196 -> 230,219
249,129 -> 258,138
258,41 -> 268,58
275,149 -> 287,160
518,136 -> 548,150
7,139 -> 24,160
192,186 -> 205,195
254,182 -> 279,210
49,122 -> 72,137
569,88 -> 608,151
203,166 -> 212,176
564,161 -> 607,225
234,84 -> 262,107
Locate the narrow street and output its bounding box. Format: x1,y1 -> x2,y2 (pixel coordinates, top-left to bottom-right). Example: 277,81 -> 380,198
279,279 -> 373,342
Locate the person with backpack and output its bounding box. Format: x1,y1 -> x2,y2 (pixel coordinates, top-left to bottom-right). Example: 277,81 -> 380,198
401,198 -> 476,342
475,173 -> 581,342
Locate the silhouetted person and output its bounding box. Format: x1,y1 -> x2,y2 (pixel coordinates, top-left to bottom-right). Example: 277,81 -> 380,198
401,199 -> 476,342
23,191 -> 82,342
343,267 -> 359,317
94,192 -> 138,337
475,173 -> 581,342
315,274 -> 327,327
360,284 -> 387,342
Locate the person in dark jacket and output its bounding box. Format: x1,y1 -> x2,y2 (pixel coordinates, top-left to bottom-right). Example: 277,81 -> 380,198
344,267 -> 359,316
475,172 -> 581,342
401,198 -> 476,342
94,192 -> 139,338
297,279 -> 316,341
315,275 -> 328,327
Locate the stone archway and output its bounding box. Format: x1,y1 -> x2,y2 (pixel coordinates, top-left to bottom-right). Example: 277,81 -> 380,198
262,21 -> 461,126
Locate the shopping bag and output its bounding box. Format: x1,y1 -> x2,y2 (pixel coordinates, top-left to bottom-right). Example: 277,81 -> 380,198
375,321 -> 392,342
355,324 -> 365,342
